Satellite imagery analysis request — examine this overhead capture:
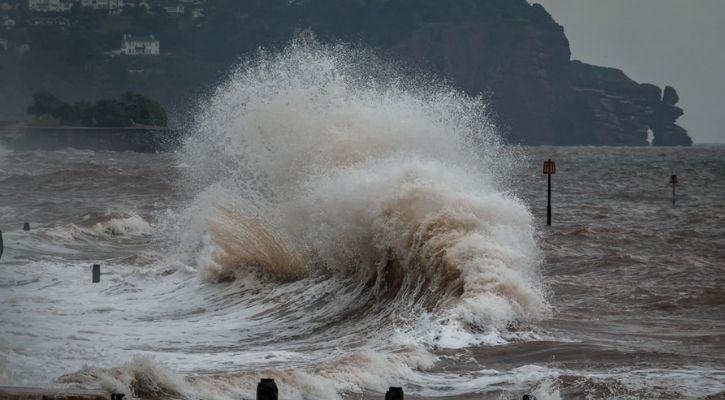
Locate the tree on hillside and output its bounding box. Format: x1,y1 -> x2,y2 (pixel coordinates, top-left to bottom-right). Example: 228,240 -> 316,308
27,91 -> 66,116
92,99 -> 133,127
120,92 -> 168,126
26,91 -> 168,127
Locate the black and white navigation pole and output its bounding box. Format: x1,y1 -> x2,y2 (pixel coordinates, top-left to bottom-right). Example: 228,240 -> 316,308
543,159 -> 556,226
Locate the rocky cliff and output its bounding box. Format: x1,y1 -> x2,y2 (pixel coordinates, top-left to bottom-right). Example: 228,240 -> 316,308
1,0 -> 692,146
391,3 -> 692,146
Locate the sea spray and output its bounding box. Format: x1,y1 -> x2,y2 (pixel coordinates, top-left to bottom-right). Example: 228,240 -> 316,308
179,39 -> 546,326
48,40 -> 550,399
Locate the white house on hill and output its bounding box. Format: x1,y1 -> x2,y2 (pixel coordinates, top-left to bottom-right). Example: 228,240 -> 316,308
80,0 -> 124,11
119,33 -> 159,55
164,5 -> 184,15
27,0 -> 73,12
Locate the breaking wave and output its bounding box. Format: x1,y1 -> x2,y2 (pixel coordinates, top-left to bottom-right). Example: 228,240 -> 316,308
181,40 -> 545,320
162,40 -> 549,398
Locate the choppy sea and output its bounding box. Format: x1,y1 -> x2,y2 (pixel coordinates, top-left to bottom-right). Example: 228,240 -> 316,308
1,43 -> 724,399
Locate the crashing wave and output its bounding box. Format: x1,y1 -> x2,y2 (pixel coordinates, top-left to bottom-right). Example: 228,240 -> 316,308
179,39 -> 546,330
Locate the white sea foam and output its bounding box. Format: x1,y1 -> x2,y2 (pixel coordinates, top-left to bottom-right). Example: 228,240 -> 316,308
1,40 -> 548,400
164,40 -> 549,397
88,213 -> 151,237
38,212 -> 151,242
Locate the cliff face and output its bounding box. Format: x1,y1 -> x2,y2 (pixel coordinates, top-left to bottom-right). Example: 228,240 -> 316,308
564,62 -> 691,146
392,3 -> 692,146
2,0 -> 692,146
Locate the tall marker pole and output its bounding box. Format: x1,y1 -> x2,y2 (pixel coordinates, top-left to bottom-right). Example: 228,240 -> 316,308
547,172 -> 552,226
543,159 -> 556,226
670,174 -> 678,206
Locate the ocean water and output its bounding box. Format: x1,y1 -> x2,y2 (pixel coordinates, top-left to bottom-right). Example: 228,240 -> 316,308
1,43 -> 724,399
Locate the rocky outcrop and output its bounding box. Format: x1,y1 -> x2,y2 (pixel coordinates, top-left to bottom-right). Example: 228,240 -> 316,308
652,86 -> 692,145
391,2 -> 692,146
563,63 -> 692,146
662,85 -> 680,105
562,61 -> 660,146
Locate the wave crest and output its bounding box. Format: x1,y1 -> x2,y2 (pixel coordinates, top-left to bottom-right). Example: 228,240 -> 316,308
204,207 -> 308,282
178,39 -> 545,346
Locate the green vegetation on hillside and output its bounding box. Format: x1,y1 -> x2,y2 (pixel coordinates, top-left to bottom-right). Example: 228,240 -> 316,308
27,91 -> 168,127
1,0 -> 542,117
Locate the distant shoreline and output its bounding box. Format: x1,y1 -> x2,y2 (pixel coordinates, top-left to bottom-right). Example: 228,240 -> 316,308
0,122 -> 711,150
15,125 -> 172,131
0,124 -> 182,152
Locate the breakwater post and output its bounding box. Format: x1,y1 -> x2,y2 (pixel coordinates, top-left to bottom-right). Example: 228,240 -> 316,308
670,174 -> 678,206
23,222 -> 30,231
385,387 -> 404,400
0,229 -> 3,261
257,378 -> 278,400
543,159 -> 556,226
92,264 -> 101,283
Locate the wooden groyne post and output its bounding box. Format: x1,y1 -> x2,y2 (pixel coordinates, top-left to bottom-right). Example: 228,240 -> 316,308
257,378 -> 278,400
92,264 -> 101,283
385,387 -> 404,400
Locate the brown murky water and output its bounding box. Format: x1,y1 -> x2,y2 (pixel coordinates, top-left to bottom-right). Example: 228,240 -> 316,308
1,145 -> 723,399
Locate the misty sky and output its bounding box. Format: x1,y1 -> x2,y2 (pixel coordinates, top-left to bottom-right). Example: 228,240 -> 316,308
536,0 -> 725,144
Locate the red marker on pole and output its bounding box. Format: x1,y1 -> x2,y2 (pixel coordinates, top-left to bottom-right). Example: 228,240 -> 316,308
543,159 -> 556,226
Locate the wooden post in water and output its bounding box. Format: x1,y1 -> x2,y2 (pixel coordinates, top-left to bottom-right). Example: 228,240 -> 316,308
543,159 -> 556,226
257,378 -> 278,400
0,229 -> 3,262
23,222 -> 30,231
92,264 -> 100,283
670,174 -> 678,206
385,387 -> 404,400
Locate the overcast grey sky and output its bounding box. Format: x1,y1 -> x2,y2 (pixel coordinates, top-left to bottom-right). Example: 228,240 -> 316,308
535,0 -> 725,144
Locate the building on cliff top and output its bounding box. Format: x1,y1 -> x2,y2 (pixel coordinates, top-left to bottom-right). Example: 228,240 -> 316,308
29,16 -> 71,28
80,0 -> 125,12
164,5 -> 185,15
118,33 -> 159,56
27,0 -> 73,12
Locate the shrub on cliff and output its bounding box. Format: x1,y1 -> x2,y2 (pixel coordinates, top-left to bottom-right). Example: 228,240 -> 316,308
26,91 -> 168,127
27,91 -> 66,117
120,92 -> 168,127
92,99 -> 134,127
